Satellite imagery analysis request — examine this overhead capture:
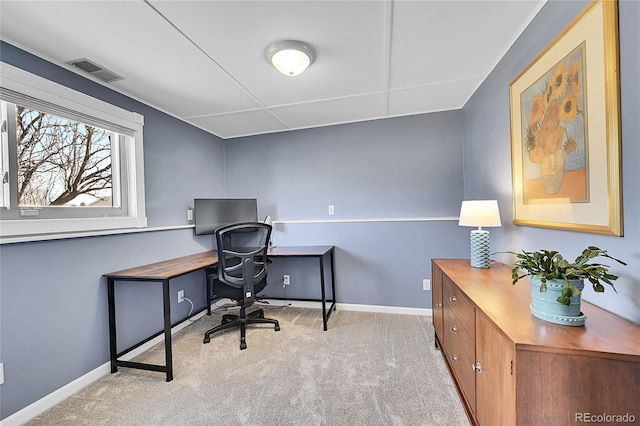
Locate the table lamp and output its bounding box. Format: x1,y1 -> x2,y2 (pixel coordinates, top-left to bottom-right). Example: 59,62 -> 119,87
458,200 -> 501,268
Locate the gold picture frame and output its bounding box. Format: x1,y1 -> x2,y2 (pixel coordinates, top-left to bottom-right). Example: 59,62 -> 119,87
509,0 -> 622,236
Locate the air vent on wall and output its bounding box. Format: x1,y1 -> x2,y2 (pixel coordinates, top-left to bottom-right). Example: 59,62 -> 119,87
67,58 -> 123,83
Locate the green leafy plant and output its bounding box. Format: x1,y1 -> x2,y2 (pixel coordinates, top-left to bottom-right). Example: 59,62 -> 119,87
510,246 -> 626,305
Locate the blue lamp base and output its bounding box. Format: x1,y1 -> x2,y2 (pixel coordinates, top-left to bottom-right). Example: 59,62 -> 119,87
470,229 -> 490,268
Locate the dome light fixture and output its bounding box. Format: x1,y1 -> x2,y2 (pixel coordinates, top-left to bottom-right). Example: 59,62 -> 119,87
266,40 -> 316,76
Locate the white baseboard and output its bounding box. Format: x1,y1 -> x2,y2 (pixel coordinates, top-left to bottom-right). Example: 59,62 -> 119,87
261,299 -> 432,316
0,303 -> 431,425
0,362 -> 111,426
0,309 -> 208,426
260,299 -> 325,309
337,303 -> 432,316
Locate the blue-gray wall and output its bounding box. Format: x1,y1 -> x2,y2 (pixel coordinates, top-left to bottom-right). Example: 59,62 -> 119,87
0,41 -> 226,419
0,41 -> 468,419
2,0 -> 640,420
462,0 -> 640,323
223,114 -> 468,306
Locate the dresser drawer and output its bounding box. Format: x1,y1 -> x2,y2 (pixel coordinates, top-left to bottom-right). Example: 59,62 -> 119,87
443,274 -> 475,337
443,306 -> 476,415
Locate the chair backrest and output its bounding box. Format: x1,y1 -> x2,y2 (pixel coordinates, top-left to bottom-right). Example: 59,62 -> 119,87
215,222 -> 272,304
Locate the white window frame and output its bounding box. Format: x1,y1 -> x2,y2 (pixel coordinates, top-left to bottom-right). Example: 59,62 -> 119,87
0,63 -> 146,241
0,101 -> 9,208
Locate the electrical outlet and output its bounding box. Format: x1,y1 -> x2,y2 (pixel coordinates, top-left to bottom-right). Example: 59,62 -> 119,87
187,209 -> 193,221
0,363 -> 4,385
178,290 -> 185,303
283,274 -> 290,285
328,205 -> 335,215
423,279 -> 431,291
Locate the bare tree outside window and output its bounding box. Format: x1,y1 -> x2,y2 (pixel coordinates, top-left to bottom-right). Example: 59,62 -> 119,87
1,64 -> 146,238
16,106 -> 113,207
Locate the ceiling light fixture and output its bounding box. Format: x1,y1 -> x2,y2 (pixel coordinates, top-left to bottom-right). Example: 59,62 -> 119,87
266,40 -> 316,77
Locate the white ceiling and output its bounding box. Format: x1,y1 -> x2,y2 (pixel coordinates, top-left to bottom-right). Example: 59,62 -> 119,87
0,0 -> 545,139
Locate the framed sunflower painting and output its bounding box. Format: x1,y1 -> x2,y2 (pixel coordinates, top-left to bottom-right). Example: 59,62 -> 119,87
509,0 -> 623,236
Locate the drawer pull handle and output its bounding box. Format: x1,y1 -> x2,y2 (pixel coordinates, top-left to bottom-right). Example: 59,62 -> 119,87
449,296 -> 457,303
450,326 -> 458,333
437,303 -> 443,308
451,355 -> 458,362
472,362 -> 482,374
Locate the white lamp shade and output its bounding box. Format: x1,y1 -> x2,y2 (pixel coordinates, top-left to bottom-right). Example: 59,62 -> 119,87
266,40 -> 316,76
458,200 -> 501,228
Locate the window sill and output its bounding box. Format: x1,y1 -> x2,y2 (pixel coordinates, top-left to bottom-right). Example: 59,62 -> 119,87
0,223 -> 195,245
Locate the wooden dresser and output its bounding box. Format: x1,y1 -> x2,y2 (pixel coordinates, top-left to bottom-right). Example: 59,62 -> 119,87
432,259 -> 640,426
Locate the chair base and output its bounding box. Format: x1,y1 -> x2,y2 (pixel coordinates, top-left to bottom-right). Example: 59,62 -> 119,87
203,307 -> 280,350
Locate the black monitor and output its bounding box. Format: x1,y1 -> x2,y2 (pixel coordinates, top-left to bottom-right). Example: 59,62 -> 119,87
194,198 -> 258,235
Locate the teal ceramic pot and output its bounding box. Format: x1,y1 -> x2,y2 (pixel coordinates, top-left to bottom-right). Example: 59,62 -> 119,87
529,276 -> 586,326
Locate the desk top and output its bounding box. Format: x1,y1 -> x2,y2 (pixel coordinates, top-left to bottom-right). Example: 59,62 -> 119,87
104,250 -> 219,280
268,245 -> 334,257
104,245 -> 334,281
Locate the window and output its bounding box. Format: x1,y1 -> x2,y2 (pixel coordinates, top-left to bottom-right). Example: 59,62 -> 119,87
0,63 -> 146,240
2,104 -> 123,214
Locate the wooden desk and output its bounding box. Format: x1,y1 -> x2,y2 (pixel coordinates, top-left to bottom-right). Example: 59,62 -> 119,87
103,246 -> 336,381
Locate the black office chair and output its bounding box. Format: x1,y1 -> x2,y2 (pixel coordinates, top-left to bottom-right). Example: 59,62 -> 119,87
203,222 -> 280,350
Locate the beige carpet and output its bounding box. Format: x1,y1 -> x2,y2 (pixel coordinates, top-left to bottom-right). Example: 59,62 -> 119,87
27,306 -> 469,425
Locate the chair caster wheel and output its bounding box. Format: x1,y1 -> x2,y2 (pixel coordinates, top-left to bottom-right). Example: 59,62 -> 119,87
275,325 -> 280,332
203,336 -> 210,344
240,342 -> 247,350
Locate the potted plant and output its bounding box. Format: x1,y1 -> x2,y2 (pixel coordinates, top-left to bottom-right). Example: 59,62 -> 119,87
510,246 -> 626,326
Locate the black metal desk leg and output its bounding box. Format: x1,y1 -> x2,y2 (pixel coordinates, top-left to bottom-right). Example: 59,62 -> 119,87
107,278 -> 118,373
162,279 -> 173,382
319,255 -> 328,331
330,248 -> 336,311
205,269 -> 212,315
